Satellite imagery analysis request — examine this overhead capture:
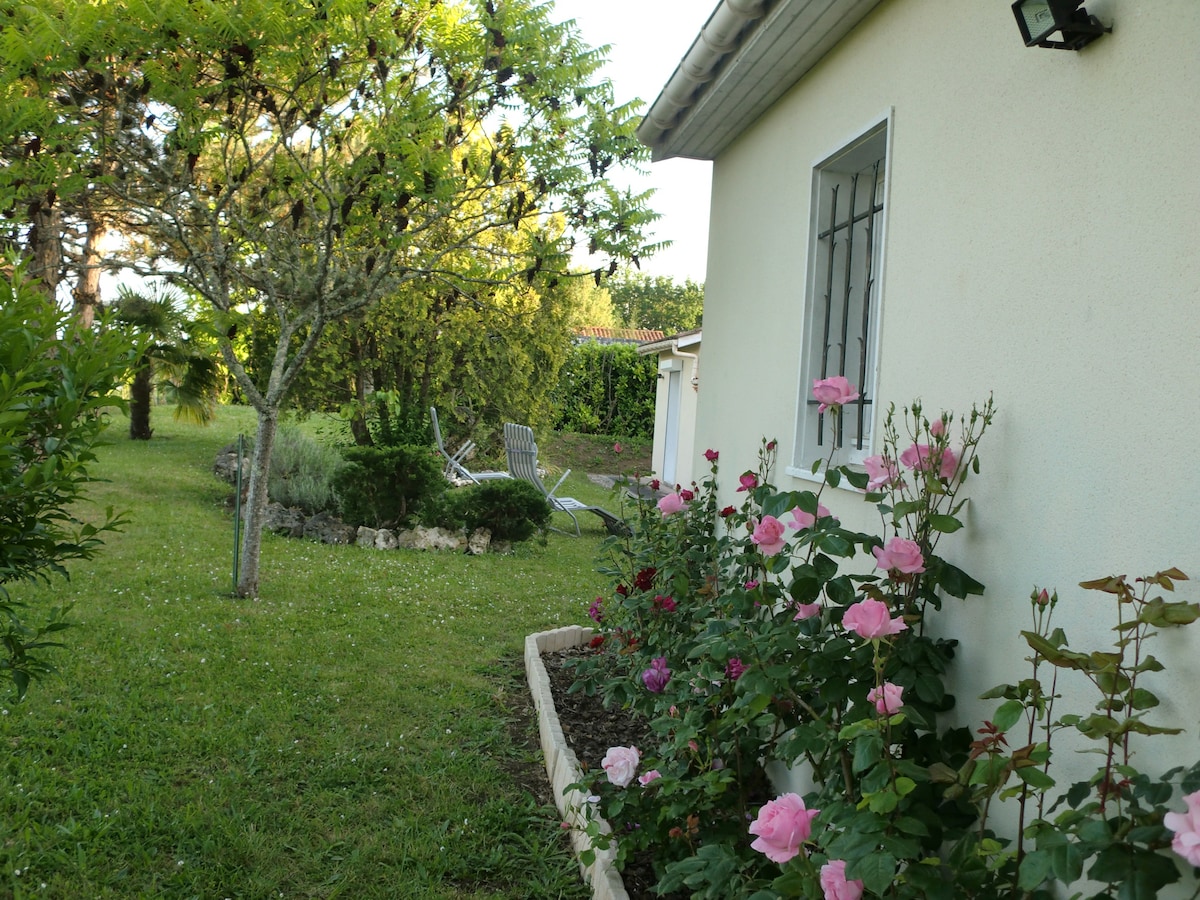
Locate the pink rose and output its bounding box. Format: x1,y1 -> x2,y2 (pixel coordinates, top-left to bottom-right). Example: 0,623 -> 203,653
812,376 -> 860,413
748,793 -> 819,864
820,859 -> 864,900
704,448 -> 719,462
657,492 -> 688,517
637,769 -> 662,787
863,455 -> 900,491
725,657 -> 746,681
613,442 -> 622,454
642,657 -> 671,693
736,473 -> 758,492
842,598 -> 908,640
601,745 -> 640,788
751,515 -> 787,556
1165,789 -> 1200,867
899,442 -> 958,480
793,602 -> 821,621
872,537 -> 926,574
929,418 -> 946,437
744,580 -> 760,590
680,488 -> 694,501
787,503 -> 832,530
867,682 -> 904,716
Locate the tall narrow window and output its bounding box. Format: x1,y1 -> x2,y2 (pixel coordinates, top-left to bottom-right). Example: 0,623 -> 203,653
794,121 -> 887,472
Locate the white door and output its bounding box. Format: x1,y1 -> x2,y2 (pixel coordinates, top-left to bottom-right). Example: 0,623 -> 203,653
662,369 -> 681,485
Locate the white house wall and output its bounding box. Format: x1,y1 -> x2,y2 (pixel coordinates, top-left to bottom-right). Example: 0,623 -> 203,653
695,0 -> 1200,800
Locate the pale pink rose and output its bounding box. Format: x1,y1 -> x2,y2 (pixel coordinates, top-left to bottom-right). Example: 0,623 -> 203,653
867,682 -> 904,716
751,515 -> 787,556
872,537 -> 926,574
899,442 -> 958,480
842,598 -> 908,639
787,503 -> 832,530
637,770 -> 662,787
793,602 -> 821,621
748,793 -> 819,864
601,746 -> 640,788
1165,789 -> 1200,866
820,859 -> 864,900
812,376 -> 860,414
929,418 -> 946,437
657,492 -> 688,517
863,455 -> 900,491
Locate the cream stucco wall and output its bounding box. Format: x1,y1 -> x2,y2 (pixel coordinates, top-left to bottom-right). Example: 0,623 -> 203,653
694,0 -> 1200,821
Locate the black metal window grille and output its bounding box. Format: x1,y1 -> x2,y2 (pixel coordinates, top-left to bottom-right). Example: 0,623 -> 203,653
808,157 -> 884,453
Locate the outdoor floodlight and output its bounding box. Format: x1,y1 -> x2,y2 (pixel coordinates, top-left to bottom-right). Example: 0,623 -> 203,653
1012,0 -> 1111,50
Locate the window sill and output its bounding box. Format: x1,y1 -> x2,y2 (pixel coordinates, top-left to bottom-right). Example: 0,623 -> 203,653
783,464 -> 866,491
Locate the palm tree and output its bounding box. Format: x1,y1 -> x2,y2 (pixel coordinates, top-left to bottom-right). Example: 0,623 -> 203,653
112,285 -> 221,440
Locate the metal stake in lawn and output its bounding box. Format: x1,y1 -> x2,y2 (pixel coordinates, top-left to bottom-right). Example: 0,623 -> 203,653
232,433 -> 244,595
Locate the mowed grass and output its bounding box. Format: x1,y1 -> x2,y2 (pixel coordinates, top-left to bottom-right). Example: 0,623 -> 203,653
0,407 -> 627,899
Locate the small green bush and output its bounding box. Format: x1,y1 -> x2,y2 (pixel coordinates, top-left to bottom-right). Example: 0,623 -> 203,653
333,444 -> 445,528
269,427 -> 346,514
452,480 -> 551,543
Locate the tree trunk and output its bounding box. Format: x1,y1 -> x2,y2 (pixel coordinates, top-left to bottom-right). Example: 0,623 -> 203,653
236,408 -> 279,598
26,201 -> 62,299
348,332 -> 373,446
129,363 -> 154,439
72,219 -> 106,328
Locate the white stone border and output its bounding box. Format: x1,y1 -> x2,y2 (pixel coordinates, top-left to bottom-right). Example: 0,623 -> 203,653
525,626 -> 630,900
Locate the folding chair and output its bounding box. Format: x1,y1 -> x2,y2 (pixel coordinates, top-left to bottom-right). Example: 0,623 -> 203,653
502,422 -> 626,536
430,407 -> 510,484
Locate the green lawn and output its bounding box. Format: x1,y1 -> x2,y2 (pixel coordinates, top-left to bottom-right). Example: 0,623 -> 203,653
0,407 -> 626,899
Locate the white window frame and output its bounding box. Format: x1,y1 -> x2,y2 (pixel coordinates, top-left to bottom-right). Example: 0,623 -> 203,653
788,112 -> 893,481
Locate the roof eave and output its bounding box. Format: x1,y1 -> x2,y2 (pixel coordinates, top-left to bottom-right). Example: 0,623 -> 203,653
637,0 -> 886,162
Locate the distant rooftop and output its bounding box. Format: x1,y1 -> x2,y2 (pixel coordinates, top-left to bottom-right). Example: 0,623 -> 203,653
574,326 -> 667,345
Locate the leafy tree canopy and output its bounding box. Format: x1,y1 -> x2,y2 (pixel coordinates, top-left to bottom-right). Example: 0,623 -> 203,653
0,0 -> 665,595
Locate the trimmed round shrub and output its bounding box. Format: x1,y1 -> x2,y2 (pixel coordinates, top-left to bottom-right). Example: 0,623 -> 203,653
455,479 -> 552,543
333,444 -> 445,528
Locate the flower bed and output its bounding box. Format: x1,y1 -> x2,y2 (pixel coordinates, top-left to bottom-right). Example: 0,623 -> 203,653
525,625 -> 630,900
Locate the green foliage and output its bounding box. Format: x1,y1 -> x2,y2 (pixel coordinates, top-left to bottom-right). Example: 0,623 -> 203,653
333,444 -> 445,529
608,270 -> 704,334
552,341 -> 656,438
0,264 -> 137,697
6,0 -> 663,595
455,479 -> 552,544
267,426 -> 345,514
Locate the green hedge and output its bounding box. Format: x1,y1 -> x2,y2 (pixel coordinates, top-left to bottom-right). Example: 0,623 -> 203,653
552,341 -> 655,438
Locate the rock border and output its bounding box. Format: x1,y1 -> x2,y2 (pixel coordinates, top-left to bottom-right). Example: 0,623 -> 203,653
525,626 -> 629,900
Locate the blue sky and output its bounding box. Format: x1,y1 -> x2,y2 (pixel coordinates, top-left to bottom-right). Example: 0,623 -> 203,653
548,1 -> 715,284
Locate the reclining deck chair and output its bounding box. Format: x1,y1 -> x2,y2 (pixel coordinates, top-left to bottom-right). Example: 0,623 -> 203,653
430,407 -> 510,484
502,422 -> 626,536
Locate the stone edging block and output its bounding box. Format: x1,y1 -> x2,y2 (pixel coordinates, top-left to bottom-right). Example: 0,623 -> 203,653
525,627 -> 630,900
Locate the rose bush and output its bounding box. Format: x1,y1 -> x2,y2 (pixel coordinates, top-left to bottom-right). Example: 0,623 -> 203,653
567,390 -> 1200,899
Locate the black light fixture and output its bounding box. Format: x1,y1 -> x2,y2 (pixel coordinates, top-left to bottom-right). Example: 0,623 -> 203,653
1012,0 -> 1111,50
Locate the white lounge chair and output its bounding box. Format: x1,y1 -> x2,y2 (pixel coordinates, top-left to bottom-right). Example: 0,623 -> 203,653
502,422 -> 626,536
430,407 -> 510,484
